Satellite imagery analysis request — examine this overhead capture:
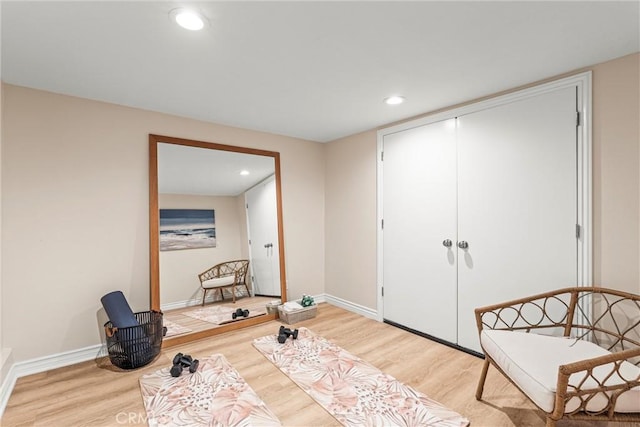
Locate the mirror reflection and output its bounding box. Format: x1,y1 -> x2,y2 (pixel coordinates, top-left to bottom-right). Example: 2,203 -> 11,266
149,135 -> 286,344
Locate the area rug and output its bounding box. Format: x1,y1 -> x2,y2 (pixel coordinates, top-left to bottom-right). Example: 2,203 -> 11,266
163,319 -> 192,337
183,305 -> 266,325
253,327 -> 469,427
139,354 -> 281,427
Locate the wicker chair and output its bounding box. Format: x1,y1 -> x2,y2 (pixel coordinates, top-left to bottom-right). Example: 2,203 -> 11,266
475,287 -> 640,427
198,260 -> 250,305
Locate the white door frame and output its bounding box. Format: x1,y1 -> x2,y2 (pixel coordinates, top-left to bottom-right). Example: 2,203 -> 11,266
376,72 -> 592,323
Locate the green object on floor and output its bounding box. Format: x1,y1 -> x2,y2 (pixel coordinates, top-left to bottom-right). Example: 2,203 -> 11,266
301,295 -> 314,307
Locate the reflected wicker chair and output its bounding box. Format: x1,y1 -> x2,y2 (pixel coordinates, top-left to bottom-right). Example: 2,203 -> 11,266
475,287 -> 639,427
198,260 -> 250,305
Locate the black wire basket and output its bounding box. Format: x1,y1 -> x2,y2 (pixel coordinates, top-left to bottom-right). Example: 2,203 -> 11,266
104,310 -> 164,369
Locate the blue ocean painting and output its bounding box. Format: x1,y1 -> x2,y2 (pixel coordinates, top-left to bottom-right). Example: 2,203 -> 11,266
159,209 -> 216,251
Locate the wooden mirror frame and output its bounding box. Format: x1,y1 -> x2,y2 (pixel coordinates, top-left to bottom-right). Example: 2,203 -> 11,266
149,134 -> 287,347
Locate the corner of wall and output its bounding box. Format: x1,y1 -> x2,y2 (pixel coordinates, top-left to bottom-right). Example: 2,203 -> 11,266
0,33 -> 7,413
1,9 -> 18,415
323,130 -> 378,310
591,52 -> 640,294
0,348 -> 15,418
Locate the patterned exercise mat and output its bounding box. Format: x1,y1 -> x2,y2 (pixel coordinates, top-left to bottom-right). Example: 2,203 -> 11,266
163,319 -> 192,337
253,328 -> 469,427
139,354 -> 281,427
183,305 -> 266,325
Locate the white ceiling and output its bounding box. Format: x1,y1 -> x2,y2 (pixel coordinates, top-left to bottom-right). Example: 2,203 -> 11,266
157,142 -> 275,196
2,1 -> 639,143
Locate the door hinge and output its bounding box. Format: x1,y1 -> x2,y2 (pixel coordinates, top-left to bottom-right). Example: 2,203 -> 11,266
381,219 -> 384,230
249,239 -> 252,245
246,203 -> 249,209
576,224 -> 581,238
381,287 -> 384,297
381,151 -> 384,161
576,111 -> 581,127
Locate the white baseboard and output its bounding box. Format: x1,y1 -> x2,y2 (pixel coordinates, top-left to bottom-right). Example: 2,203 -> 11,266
13,344 -> 107,378
0,343 -> 105,418
161,289 -> 253,311
290,293 -> 326,305
0,349 -> 13,382
279,293 -> 377,320
160,298 -> 201,311
0,365 -> 16,419
323,294 -> 378,319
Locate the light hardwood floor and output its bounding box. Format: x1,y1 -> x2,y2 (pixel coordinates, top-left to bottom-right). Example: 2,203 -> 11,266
2,304 -> 634,427
163,296 -> 277,336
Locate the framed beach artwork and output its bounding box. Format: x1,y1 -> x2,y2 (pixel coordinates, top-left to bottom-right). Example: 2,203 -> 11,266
159,209 -> 216,251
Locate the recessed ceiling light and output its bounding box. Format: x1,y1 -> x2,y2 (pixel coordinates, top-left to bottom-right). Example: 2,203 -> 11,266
170,8 -> 206,31
240,170 -> 250,176
384,95 -> 406,105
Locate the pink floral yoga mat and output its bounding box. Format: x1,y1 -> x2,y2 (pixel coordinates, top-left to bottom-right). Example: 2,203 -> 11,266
139,354 -> 281,427
183,305 -> 266,325
253,328 -> 469,427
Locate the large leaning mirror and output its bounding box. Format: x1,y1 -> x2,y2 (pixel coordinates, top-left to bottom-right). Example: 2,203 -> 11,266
149,134 -> 287,346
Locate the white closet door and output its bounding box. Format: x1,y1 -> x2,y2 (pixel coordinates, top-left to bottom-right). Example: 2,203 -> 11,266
382,120 -> 458,342
246,175 -> 281,297
456,87 -> 578,352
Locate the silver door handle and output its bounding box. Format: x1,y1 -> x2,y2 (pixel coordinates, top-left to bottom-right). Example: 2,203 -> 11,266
442,239 -> 452,248
458,241 -> 469,249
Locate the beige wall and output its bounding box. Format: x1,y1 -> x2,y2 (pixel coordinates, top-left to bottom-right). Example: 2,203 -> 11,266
1,84 -> 325,362
0,7 -> 11,386
324,53 -> 640,311
325,130 -> 378,309
0,75 -> 10,384
592,53 -> 640,295
158,194 -> 247,307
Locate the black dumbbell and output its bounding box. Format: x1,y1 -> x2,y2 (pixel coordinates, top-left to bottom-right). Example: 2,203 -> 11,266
232,308 -> 249,319
170,352 -> 200,377
277,325 -> 299,343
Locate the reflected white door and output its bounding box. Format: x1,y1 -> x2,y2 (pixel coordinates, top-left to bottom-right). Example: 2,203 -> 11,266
382,120 -> 458,342
245,175 -> 281,297
456,87 -> 578,352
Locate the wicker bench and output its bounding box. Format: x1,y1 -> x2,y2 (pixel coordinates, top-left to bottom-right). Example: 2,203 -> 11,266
475,287 -> 640,427
197,260 -> 250,305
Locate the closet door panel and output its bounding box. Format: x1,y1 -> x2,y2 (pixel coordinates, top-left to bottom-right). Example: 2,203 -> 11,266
456,87 -> 578,352
382,120 -> 457,342
246,175 -> 280,296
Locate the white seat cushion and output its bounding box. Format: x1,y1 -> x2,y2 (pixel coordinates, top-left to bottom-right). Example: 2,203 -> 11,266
481,330 -> 640,413
201,275 -> 235,289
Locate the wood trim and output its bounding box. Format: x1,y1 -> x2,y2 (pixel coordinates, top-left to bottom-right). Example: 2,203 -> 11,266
149,136 -> 160,311
273,152 -> 287,301
148,134 -> 287,346
149,134 -> 281,158
160,313 -> 278,348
